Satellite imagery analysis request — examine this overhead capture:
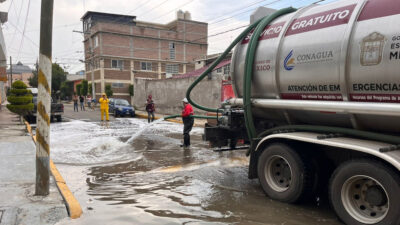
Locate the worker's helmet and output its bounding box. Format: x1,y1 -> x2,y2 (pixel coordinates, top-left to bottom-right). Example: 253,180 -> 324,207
182,98 -> 188,103
102,93 -> 106,96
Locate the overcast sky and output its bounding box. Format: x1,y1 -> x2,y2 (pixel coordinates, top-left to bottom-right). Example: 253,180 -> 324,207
0,0 -> 337,73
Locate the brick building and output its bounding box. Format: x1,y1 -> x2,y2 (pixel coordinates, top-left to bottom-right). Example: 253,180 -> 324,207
81,10 -> 208,102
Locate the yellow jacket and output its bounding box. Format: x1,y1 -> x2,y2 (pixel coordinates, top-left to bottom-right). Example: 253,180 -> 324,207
99,97 -> 109,110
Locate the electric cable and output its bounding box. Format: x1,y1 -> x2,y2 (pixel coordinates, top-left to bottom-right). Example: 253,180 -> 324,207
16,0 -> 32,62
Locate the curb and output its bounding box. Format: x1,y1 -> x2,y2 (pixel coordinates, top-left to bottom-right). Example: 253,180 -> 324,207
24,120 -> 83,219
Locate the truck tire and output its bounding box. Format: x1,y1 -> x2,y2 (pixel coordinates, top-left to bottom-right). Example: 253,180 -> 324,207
329,159 -> 400,225
257,143 -> 313,203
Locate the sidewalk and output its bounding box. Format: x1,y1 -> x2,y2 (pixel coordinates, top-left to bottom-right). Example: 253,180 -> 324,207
0,108 -> 68,225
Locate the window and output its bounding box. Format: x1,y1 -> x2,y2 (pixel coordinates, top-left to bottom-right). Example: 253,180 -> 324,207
169,42 -> 175,60
111,83 -> 124,88
166,64 -> 179,74
216,68 -> 222,73
141,62 -> 152,71
223,64 -> 230,75
93,36 -> 99,48
111,60 -> 123,69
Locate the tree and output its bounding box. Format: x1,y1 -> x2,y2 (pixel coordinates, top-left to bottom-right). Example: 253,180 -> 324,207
76,83 -> 82,96
105,84 -> 113,97
81,80 -> 88,96
88,83 -> 92,97
6,80 -> 33,116
52,63 -> 67,93
60,81 -> 74,100
129,84 -> 134,96
28,62 -> 67,92
28,62 -> 38,87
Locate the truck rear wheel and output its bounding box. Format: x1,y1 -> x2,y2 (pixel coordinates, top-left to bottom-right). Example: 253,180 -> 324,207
329,159 -> 400,225
257,143 -> 312,203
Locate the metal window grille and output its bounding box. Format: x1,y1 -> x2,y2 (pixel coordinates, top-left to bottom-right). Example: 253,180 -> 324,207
111,83 -> 124,88
166,64 -> 179,74
112,60 -> 123,69
169,42 -> 175,60
141,62 -> 152,71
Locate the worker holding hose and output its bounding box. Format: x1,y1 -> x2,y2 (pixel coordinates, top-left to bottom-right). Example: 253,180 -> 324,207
181,98 -> 194,149
99,93 -> 109,121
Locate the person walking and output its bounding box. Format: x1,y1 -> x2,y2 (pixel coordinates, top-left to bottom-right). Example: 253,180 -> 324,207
99,93 -> 110,121
73,94 -> 79,112
145,94 -> 155,123
87,95 -> 92,110
181,98 -> 194,148
79,95 -> 85,111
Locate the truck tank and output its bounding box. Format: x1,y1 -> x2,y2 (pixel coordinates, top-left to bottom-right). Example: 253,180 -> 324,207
231,0 -> 400,133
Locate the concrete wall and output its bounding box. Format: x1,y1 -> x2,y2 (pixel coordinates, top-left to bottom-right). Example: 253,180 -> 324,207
134,76 -> 222,115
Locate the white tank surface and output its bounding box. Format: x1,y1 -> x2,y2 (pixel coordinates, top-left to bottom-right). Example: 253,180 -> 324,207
231,0 -> 400,133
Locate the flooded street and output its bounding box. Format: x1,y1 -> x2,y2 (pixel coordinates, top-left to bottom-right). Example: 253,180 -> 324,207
52,118 -> 342,225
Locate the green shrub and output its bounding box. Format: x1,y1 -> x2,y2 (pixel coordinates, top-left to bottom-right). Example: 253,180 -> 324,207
129,84 -> 134,96
12,80 -> 28,89
7,103 -> 34,114
10,89 -> 31,95
7,81 -> 33,116
76,83 -> 82,96
81,80 -> 88,96
105,84 -> 113,97
7,95 -> 33,105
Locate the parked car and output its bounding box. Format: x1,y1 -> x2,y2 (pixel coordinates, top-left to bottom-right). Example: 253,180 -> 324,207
26,88 -> 64,123
109,98 -> 135,117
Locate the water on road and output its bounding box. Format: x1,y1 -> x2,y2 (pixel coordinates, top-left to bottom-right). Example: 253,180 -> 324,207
52,118 -> 342,225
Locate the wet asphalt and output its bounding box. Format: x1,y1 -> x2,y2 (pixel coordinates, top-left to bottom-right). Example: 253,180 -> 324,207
50,112 -> 342,225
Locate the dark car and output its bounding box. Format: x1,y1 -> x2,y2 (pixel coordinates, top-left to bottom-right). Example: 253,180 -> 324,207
26,88 -> 64,123
109,98 -> 135,117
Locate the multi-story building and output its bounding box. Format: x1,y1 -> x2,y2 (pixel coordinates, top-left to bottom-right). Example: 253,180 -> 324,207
81,10 -> 208,102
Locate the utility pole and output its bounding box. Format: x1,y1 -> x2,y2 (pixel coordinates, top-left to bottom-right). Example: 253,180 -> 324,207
73,30 -> 95,99
35,0 -> 53,196
89,37 -> 95,99
9,56 -> 12,87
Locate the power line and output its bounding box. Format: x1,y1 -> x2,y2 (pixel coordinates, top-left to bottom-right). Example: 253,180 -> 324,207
205,0 -> 272,23
17,0 -> 32,62
137,0 -> 169,18
209,0 -> 282,26
152,0 -> 197,22
9,0 -> 25,48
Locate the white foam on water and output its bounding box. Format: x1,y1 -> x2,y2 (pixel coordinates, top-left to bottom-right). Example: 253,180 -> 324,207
153,157 -> 249,173
50,119 -> 145,165
126,118 -> 165,143
50,117 -> 204,165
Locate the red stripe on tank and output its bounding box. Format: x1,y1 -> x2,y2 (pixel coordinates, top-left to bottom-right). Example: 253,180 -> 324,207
241,22 -> 286,44
285,4 -> 356,36
358,0 -> 400,21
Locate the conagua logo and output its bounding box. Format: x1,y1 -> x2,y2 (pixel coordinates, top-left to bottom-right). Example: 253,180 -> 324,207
284,50 -> 295,71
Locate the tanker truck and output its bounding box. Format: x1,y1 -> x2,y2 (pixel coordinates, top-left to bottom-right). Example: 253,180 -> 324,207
185,0 -> 400,224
